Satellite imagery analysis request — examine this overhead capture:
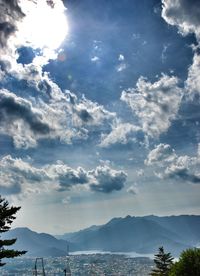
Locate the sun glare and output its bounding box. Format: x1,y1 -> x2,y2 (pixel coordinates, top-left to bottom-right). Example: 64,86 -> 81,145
19,0 -> 68,51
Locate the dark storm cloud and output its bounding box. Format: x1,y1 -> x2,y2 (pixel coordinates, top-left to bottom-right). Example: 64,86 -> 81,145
0,0 -> 24,47
0,89 -> 50,134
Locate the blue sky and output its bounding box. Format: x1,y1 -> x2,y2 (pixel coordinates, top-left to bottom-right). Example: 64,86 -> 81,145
0,0 -> 200,234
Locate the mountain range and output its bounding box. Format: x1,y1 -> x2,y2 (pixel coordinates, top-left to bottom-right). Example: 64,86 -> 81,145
2,227 -> 78,257
3,215 -> 200,257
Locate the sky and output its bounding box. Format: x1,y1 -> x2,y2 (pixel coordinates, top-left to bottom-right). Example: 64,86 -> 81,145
0,0 -> 200,234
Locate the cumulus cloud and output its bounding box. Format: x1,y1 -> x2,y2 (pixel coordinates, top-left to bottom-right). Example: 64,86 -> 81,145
162,0 -> 200,42
0,0 -> 67,84
0,155 -> 48,196
0,86 -> 115,148
0,156 -> 127,195
145,143 -> 200,184
162,0 -> 200,98
121,75 -> 182,138
0,0 -> 116,149
185,53 -> 200,97
100,122 -> 145,148
0,0 -> 24,49
0,89 -> 50,132
0,89 -> 51,148
145,143 -> 176,166
89,165 -> 127,193
72,94 -> 115,129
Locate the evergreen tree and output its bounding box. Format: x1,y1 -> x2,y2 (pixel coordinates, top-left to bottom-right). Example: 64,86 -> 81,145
169,248 -> 200,276
0,196 -> 26,266
151,246 -> 174,276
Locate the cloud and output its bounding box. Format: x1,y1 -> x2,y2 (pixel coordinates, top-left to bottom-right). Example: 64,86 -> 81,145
0,155 -> 48,195
0,89 -> 51,148
127,185 -> 137,195
161,1 -> 200,98
118,54 -> 125,61
121,75 -> 182,138
0,0 -> 24,49
89,165 -> 127,193
0,0 -> 67,83
0,0 -> 116,149
145,143 -> 176,166
0,86 -> 115,148
48,163 -> 90,191
0,89 -> 50,133
186,53 -> 200,97
117,63 -> 127,72
72,94 -> 115,129
161,0 -> 200,42
100,122 -> 145,148
91,56 -> 100,63
0,156 -> 127,195
145,143 -> 200,184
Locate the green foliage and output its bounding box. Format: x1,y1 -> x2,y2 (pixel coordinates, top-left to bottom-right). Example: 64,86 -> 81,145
169,248 -> 200,276
151,246 -> 174,276
0,196 -> 26,266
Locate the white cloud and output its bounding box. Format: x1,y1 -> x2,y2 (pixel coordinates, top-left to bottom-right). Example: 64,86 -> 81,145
0,89 -> 51,148
185,53 -> 200,97
137,169 -> 144,176
0,156 -> 127,195
118,54 -> 125,61
100,122 -> 143,148
117,63 -> 127,72
89,165 -> 127,193
162,1 -> 200,98
145,143 -> 200,183
127,185 -> 137,195
162,0 -> 200,42
145,143 -> 176,166
91,56 -> 100,62
121,75 -> 182,138
0,87 -> 115,148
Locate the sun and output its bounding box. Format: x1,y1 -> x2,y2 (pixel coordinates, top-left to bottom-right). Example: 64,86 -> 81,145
19,0 -> 68,51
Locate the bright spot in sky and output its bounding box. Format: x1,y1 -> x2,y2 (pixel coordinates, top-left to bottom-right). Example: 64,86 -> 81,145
19,0 -> 68,51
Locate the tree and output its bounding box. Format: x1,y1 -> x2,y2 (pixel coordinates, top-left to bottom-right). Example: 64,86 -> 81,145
0,196 -> 26,266
151,246 -> 174,276
169,248 -> 200,276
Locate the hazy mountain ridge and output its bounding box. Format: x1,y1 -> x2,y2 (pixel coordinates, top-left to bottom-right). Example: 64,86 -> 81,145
2,227 -> 78,257
58,215 -> 200,255
3,215 -> 200,257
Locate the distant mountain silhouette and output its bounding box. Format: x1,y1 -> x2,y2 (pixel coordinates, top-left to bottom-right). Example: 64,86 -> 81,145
2,227 -> 77,257
145,215 -> 200,245
55,225 -> 101,243
58,215 -> 200,255
4,215 -> 200,257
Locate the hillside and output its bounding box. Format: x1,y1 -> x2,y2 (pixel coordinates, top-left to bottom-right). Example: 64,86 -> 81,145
2,227 -> 77,257
4,215 -> 200,257
58,215 -> 200,255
